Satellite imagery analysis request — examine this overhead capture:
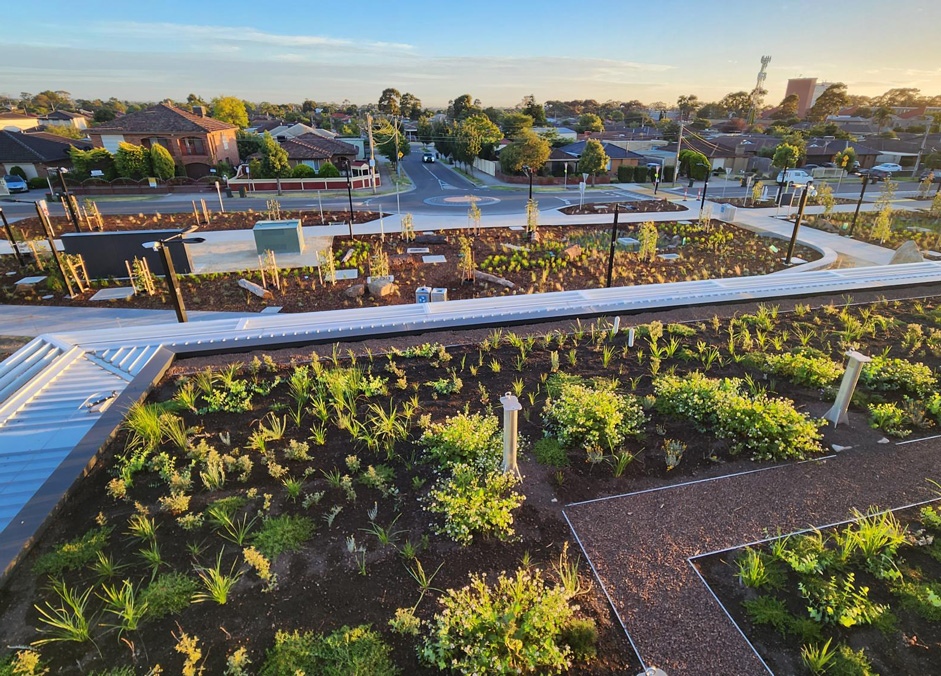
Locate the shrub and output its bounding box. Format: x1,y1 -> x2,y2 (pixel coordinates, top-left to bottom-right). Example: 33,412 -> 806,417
8,166 -> 27,180
861,356 -> 937,397
139,572 -> 198,619
419,412 -> 502,471
559,618 -> 598,661
318,161 -> 340,178
653,372 -> 823,460
798,572 -> 887,628
867,402 -> 911,437
616,165 -> 632,183
252,515 -> 315,559
291,163 -> 318,178
421,568 -> 579,675
756,351 -> 844,388
28,177 -> 48,190
33,526 -> 112,577
0,651 -> 47,676
426,464 -> 524,544
260,625 -> 396,676
150,143 -> 175,180
533,437 -> 569,467
830,644 -> 878,676
114,142 -> 152,179
543,378 -> 645,462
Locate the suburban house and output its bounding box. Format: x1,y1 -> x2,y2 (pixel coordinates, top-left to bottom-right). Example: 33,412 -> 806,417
556,140 -> 644,177
39,110 -> 90,130
0,129 -> 92,179
268,123 -> 337,142
0,111 -> 40,132
88,103 -> 240,178
278,133 -> 359,171
532,126 -> 577,141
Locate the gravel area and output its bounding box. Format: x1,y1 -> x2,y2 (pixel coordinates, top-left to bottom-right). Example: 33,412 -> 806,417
565,439 -> 941,675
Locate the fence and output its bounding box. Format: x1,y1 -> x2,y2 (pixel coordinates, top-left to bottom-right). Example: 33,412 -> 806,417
65,177 -> 224,195
228,173 -> 379,192
472,158 -> 497,176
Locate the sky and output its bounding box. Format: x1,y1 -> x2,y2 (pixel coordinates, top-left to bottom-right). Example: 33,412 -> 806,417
2,0 -> 940,109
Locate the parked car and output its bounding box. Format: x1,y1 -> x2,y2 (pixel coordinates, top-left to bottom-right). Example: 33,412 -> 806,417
422,152 -> 436,163
1,174 -> 28,193
775,169 -> 814,184
872,162 -> 903,173
802,164 -> 821,171
868,168 -> 892,182
918,169 -> 941,184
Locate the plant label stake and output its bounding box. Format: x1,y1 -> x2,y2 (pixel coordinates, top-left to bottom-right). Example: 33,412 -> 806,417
611,316 -> 620,338
500,392 -> 522,478
628,327 -> 635,348
824,350 -> 871,427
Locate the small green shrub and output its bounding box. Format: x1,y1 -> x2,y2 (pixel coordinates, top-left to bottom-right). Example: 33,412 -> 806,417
743,596 -> 790,635
756,351 -> 843,388
829,644 -> 878,676
736,548 -> 780,588
543,377 -> 645,461
920,504 -> 941,532
419,412 -> 501,471
421,568 -> 578,675
799,572 -> 887,628
533,437 -> 569,467
868,402 -> 911,437
260,625 -> 396,676
291,163 -> 318,178
33,526 -> 112,577
559,618 -> 598,661
861,356 -> 937,396
893,579 -> 941,622
252,515 -> 316,559
139,572 -> 197,619
426,464 -> 524,544
0,651 -> 47,676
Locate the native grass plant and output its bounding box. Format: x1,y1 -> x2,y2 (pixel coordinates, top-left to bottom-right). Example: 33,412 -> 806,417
419,411 -> 502,471
425,464 -> 524,545
33,526 -> 113,577
193,550 -> 243,605
754,351 -> 844,389
33,580 -> 97,646
543,375 -> 645,463
653,372 -> 824,461
861,356 -> 938,397
420,567 -> 593,675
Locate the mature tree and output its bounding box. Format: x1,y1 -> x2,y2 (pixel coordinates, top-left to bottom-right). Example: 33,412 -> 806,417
608,110 -> 625,122
378,88 -> 401,116
236,130 -> 264,159
925,151 -> 941,170
520,95 -> 547,125
676,94 -> 700,121
772,142 -> 802,170
578,139 -> 609,184
832,147 -> 857,172
150,144 -> 176,180
69,146 -> 116,180
114,142 -> 152,179
93,108 -> 116,123
455,114 -> 502,166
719,91 -> 752,119
678,150 -> 710,180
771,94 -> 800,120
658,120 -> 680,142
375,118 -> 411,165
301,99 -> 317,113
872,87 -> 923,108
186,93 -> 207,107
502,112 -> 534,139
211,97 -> 249,127
483,107 -> 505,127
696,103 -> 726,119
806,83 -> 848,122
690,117 -> 711,131
575,113 -> 604,133
872,106 -> 893,131
498,131 -> 550,174
450,94 -> 475,120
260,131 -> 291,178
399,93 -> 422,119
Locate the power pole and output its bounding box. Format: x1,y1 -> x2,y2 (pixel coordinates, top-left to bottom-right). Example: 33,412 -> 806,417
672,122 -> 684,185
366,112 -> 377,193
912,123 -> 930,179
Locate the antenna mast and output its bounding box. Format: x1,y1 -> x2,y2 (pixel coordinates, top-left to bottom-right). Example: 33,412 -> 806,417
748,55 -> 772,124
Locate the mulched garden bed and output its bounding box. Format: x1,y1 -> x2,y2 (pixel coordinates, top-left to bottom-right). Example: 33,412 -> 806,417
804,210 -> 941,251
9,209 -> 385,238
711,196 -> 858,209
0,220 -> 820,314
696,504 -> 941,675
2,292 -> 941,673
559,200 -> 686,215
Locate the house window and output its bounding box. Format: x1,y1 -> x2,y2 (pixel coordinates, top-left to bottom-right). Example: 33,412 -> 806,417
222,135 -> 229,150
180,137 -> 206,156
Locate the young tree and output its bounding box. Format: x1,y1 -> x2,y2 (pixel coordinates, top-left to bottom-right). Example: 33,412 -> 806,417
806,83 -> 848,122
150,143 -> 176,180
260,131 -> 290,178
114,142 -> 152,179
638,221 -> 658,262
678,150 -> 710,180
772,143 -> 802,170
575,113 -> 604,133
832,147 -> 857,172
378,88 -> 401,116
814,182 -> 836,218
498,131 -> 550,174
455,114 -> 502,167
211,97 -> 248,128
502,113 -> 534,139
578,139 -> 609,185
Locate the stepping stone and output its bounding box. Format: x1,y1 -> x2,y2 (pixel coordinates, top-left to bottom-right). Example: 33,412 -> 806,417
508,226 -> 525,231
657,253 -> 680,260
14,276 -> 46,291
617,237 -> 640,251
502,243 -> 528,252
406,247 -> 430,254
789,257 -> 807,264
41,294 -> 53,300
5,271 -> 16,276
366,275 -> 395,284
260,306 -> 282,314
90,287 -> 135,301
422,255 -> 447,264
335,269 -> 358,280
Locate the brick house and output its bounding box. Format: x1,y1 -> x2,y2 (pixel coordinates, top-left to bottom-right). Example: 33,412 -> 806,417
0,129 -> 92,179
279,133 -> 358,171
88,103 -> 239,178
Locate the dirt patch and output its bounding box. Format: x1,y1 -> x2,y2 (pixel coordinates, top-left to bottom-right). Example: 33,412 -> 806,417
0,335 -> 30,362
559,200 -> 686,215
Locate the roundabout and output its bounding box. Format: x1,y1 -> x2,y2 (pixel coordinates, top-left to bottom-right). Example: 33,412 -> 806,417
423,194 -> 501,207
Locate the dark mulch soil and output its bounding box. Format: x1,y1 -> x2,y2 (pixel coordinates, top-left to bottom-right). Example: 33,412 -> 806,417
803,211 -> 941,251
697,505 -> 941,676
0,220 -> 820,314
711,196 -> 858,209
9,209 -> 385,238
559,200 -> 686,215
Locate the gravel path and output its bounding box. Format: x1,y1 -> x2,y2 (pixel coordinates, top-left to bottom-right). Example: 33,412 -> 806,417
565,438 -> 941,675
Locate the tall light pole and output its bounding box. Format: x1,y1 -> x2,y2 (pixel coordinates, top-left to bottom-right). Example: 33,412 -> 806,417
0,206 -> 27,267
786,185 -> 815,265
697,162 -> 711,216
142,227 -> 205,323
605,204 -> 620,288
775,160 -> 789,207
522,164 -> 533,201
849,174 -> 870,237
337,156 -> 355,239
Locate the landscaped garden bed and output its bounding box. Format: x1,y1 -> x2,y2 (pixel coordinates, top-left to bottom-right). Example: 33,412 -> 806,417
805,208 -> 941,251
558,200 -> 686,215
0,219 -> 820,314
2,293 -> 941,673
696,504 -> 941,675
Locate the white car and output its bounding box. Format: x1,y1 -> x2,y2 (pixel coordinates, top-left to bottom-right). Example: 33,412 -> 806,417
775,169 -> 814,184
872,163 -> 902,173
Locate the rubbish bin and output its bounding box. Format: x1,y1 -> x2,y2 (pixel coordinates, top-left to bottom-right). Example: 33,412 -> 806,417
431,288 -> 448,302
239,186 -> 247,198
415,286 -> 431,304
225,187 -> 233,198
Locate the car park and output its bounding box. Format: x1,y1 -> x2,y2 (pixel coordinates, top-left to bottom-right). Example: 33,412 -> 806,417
1,174 -> 28,193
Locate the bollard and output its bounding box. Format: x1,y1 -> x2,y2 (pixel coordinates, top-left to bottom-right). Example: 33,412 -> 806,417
500,392 -> 522,478
611,316 -> 620,338
627,327 -> 636,348
824,350 -> 871,428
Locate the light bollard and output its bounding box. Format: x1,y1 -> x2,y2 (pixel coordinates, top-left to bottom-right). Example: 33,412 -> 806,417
824,351 -> 872,427
500,392 -> 522,478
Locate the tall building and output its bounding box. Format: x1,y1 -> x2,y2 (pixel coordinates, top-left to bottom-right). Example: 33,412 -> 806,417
784,78 -> 834,117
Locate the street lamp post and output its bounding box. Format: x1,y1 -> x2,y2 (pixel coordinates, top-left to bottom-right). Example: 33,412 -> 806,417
605,204 -> 620,288
337,157 -> 355,239
0,206 -> 27,267
786,185 -> 815,265
775,161 -> 789,206
522,164 -> 534,201
849,174 -> 870,237
54,168 -> 82,234
697,163 -> 710,216
142,227 -> 205,323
